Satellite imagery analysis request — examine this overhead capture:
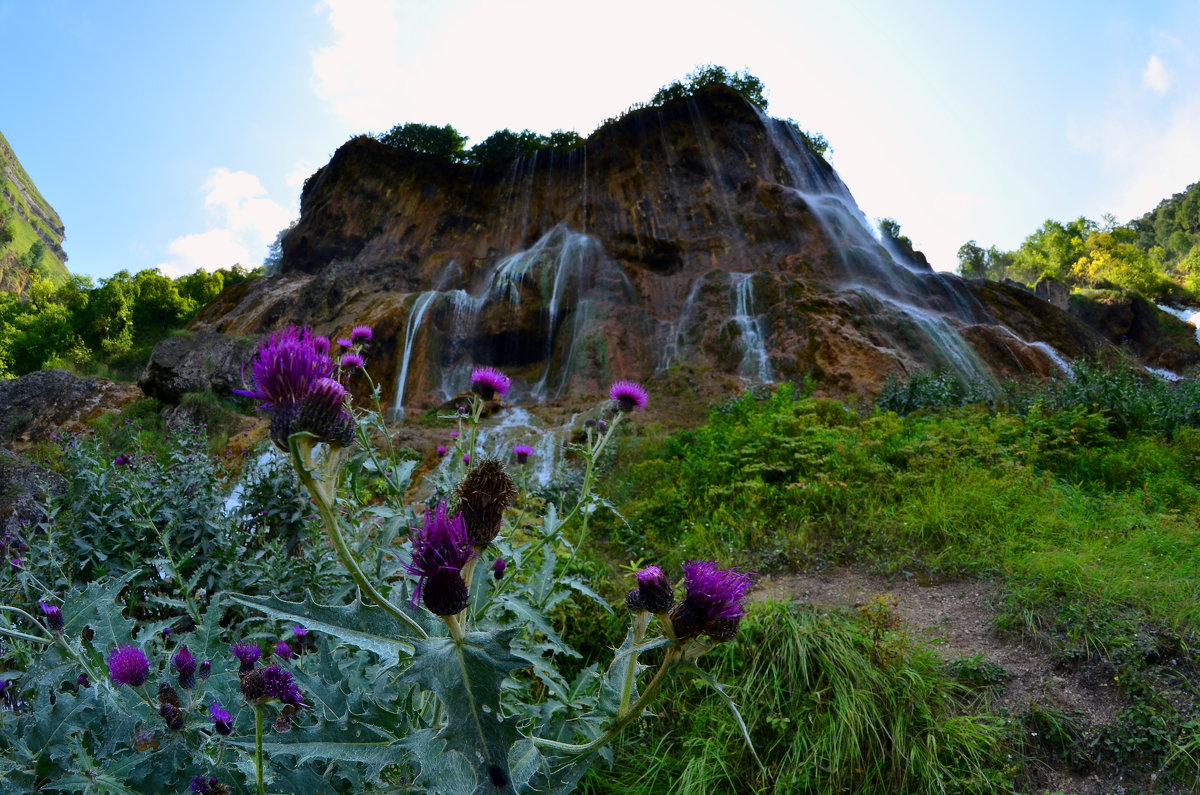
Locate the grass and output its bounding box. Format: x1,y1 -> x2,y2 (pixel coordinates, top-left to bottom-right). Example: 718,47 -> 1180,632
592,374 -> 1200,789
578,602 -> 1013,794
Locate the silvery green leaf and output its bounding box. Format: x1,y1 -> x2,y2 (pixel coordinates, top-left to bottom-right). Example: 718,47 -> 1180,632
401,629 -> 526,792
691,665 -> 766,775
401,728 -> 476,794
229,592 -> 418,659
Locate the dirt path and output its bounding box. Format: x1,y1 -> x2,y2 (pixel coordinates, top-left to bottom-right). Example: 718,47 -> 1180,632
755,569 -> 1134,795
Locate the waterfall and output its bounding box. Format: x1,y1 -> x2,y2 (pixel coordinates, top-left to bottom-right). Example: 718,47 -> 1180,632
434,406 -> 566,488
729,273 -> 772,382
996,326 -> 1074,377
1156,304 -> 1200,347
391,290 -> 437,420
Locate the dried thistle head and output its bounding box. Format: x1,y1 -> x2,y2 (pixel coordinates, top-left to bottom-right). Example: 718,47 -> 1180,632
455,458 -> 517,549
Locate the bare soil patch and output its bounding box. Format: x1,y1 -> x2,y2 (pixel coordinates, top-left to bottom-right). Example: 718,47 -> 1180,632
755,569 -> 1142,795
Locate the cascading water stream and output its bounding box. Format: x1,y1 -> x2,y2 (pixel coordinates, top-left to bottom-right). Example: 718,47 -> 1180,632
729,273 -> 772,382
392,291 -> 438,420
995,326 -> 1074,377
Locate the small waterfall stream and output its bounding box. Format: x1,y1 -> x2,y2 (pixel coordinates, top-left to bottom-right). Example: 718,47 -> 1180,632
392,290 -> 438,420
729,273 -> 772,381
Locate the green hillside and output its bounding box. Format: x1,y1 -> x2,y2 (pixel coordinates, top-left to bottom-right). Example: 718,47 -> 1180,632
0,128 -> 69,292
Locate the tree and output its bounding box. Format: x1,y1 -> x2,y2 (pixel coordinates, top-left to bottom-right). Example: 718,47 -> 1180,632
651,64 -> 769,110
957,241 -> 988,279
376,122 -> 469,160
467,129 -> 549,165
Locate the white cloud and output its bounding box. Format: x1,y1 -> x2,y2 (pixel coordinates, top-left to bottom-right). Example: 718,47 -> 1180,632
158,167 -> 294,277
310,0 -> 405,131
1143,55 -> 1172,94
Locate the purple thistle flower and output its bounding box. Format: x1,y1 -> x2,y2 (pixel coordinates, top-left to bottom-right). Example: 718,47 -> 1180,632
313,336 -> 331,356
493,557 -> 507,580
9,558 -> 19,570
340,352 -> 364,369
39,601 -> 64,632
292,625 -> 308,639
235,326 -> 334,409
113,454 -> 130,466
336,337 -> 353,348
668,560 -> 751,641
513,444 -> 533,464
77,674 -> 89,687
470,366 -> 511,400
609,380 -> 649,412
449,431 -> 459,439
107,645 -> 150,687
209,701 -> 234,736
274,641 -> 293,661
199,660 -> 212,680
436,444 -> 448,457
231,642 -> 261,672
350,325 -> 373,345
462,453 -> 470,464
294,377 -> 355,448
404,502 -> 475,616
191,776 -> 217,793
240,664 -> 306,708
173,645 -> 198,689
626,566 -> 675,614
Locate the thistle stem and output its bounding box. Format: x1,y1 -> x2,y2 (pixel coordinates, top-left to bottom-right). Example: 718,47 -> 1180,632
534,645 -> 681,756
254,705 -> 266,795
618,612 -> 652,716
443,613 -> 466,643
289,436 -> 427,640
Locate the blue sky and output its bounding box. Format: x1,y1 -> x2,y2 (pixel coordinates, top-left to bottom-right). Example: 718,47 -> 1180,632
1,0 -> 1198,282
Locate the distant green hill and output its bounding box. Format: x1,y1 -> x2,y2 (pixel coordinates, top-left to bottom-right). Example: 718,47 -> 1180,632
0,129 -> 68,292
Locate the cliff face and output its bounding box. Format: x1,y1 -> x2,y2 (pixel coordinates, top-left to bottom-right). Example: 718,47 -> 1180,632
0,130 -> 68,291
193,84 -> 1134,414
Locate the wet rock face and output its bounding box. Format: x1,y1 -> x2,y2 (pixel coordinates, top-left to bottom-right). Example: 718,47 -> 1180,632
0,370 -> 141,449
192,84 -> 1123,412
139,331 -> 259,403
1068,291 -> 1200,372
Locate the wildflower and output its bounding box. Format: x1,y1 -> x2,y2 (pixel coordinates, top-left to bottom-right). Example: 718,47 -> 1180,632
312,336 -> 331,356
209,701 -> 234,736
337,337 -> 353,348
39,600 -> 63,632
341,353 -> 364,369
113,455 -> 130,466
173,646 -> 198,689
234,326 -> 353,450
609,380 -> 649,412
404,502 -> 474,616
470,366 -> 511,400
294,377 -> 355,448
231,642 -> 262,672
190,776 -> 229,794
462,453 -> 470,464
493,557 -> 506,580
198,660 -> 212,680
449,431 -> 459,439
513,444 -> 533,464
436,444 -> 448,457
292,625 -> 308,639
625,566 -> 675,614
350,325 -> 373,345
456,459 -> 517,549
274,641 -> 293,661
668,561 -> 751,641
77,674 -> 89,687
240,664 -> 306,709
108,645 -> 150,687
158,683 -> 185,731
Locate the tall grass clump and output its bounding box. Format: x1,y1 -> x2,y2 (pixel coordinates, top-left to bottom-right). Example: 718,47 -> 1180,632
583,601 -> 1011,794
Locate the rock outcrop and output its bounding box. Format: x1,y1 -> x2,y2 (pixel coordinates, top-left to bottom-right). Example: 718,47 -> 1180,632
139,331 -> 258,403
1069,290 -> 1200,372
192,84 -> 1133,413
0,369 -> 141,449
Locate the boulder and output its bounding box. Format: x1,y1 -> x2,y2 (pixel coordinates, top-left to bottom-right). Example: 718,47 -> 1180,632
0,369 -> 141,449
1035,278 -> 1071,311
139,331 -> 257,403
0,448 -> 64,542
1069,291 -> 1200,372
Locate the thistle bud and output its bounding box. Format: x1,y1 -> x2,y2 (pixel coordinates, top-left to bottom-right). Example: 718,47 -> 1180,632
634,566 -> 675,614
39,601 -> 63,633
173,645 -> 198,689
456,459 -> 517,549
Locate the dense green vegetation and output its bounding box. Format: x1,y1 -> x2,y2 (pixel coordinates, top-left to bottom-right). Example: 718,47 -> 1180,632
372,65 -> 831,167
957,183 -> 1200,304
586,372 -> 1200,790
0,265 -> 255,379
0,130 -> 70,290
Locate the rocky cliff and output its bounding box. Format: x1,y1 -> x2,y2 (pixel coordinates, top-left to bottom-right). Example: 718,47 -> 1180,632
192,84 -> 1146,415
